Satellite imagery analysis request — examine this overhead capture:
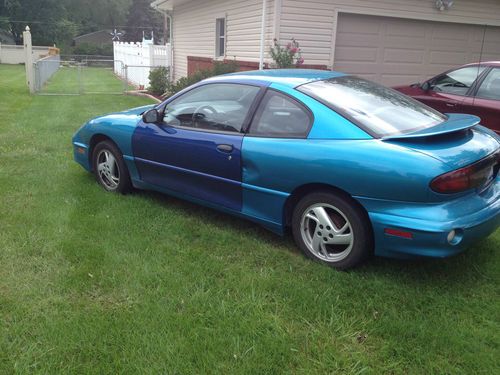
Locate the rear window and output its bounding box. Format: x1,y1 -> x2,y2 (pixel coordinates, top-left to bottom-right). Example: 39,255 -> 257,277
297,76 -> 447,138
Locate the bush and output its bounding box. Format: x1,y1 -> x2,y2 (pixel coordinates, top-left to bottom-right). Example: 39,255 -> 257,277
269,38 -> 304,68
164,60 -> 239,96
148,66 -> 170,95
212,60 -> 239,75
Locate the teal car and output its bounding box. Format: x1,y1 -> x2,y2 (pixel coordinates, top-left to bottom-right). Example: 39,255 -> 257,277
73,69 -> 500,269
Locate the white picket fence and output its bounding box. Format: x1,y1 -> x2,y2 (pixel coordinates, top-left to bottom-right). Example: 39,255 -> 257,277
113,42 -> 171,89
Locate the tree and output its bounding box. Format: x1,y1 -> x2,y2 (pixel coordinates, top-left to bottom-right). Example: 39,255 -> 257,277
64,0 -> 131,35
0,0 -> 70,45
0,0 -> 131,46
124,0 -> 164,44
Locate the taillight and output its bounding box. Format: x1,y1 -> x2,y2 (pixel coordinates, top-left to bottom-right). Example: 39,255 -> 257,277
430,151 -> 499,194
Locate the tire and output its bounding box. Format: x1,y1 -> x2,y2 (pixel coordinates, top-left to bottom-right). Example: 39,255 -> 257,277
92,140 -> 131,194
291,191 -> 372,270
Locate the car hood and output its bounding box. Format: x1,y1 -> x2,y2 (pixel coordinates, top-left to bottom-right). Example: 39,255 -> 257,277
392,84 -> 425,96
91,104 -> 156,122
118,104 -> 156,116
105,104 -> 155,118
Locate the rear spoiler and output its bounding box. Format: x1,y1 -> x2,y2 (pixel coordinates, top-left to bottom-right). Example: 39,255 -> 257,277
382,114 -> 480,140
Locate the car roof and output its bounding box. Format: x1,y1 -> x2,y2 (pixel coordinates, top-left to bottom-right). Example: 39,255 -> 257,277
464,61 -> 500,67
203,69 -> 347,88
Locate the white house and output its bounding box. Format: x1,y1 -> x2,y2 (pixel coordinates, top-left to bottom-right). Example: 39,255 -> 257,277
151,0 -> 500,85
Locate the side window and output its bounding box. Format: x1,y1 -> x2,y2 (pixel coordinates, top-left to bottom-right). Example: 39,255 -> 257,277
476,68 -> 500,100
430,66 -> 485,95
163,83 -> 260,133
215,18 -> 226,57
248,90 -> 312,138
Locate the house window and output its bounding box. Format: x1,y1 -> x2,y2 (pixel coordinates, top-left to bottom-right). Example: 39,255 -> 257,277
216,18 -> 225,57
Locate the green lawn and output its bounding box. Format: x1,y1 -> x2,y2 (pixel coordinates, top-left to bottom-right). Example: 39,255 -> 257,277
0,64 -> 499,374
38,64 -> 134,94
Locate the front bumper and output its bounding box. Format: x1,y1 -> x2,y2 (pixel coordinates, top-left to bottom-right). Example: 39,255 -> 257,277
357,180 -> 500,259
73,140 -> 91,171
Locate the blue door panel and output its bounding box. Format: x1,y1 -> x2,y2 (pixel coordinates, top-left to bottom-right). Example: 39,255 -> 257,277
132,122 -> 243,211
134,157 -> 242,210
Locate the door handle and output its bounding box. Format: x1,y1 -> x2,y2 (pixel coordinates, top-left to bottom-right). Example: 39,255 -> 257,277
216,144 -> 233,153
446,102 -> 457,107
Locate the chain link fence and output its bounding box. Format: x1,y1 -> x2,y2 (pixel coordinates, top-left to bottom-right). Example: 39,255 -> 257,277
33,57 -> 140,95
34,54 -> 60,92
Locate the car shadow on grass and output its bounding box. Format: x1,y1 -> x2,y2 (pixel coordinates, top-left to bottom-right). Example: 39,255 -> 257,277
78,170 -> 284,246
80,170 -> 497,286
356,238 -> 497,290
136,188 -> 496,281
138,189 -> 291,244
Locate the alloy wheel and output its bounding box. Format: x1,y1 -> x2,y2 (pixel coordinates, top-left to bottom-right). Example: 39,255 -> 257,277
96,149 -> 120,190
300,203 -> 354,262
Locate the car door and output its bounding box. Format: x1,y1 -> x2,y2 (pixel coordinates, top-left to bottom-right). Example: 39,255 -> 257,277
240,89 -> 314,224
417,65 -> 486,113
461,67 -> 500,134
132,83 -> 262,211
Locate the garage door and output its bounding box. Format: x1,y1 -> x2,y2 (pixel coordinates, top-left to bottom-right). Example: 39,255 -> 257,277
334,13 -> 500,86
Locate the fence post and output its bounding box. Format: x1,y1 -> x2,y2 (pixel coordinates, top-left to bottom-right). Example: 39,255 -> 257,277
23,26 -> 35,93
125,65 -> 128,91
122,62 -> 127,93
149,44 -> 155,67
33,63 -> 38,92
78,63 -> 83,94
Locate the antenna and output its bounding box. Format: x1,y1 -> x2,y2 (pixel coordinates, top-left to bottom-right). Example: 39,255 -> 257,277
473,24 -> 487,106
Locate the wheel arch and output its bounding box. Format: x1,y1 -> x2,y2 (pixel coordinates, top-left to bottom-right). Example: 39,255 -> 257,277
283,183 -> 371,230
88,134 -> 123,171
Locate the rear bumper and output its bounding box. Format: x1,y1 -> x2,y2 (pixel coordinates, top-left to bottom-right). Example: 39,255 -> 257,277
357,180 -> 500,258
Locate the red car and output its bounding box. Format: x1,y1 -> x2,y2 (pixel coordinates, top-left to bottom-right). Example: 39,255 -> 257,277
394,62 -> 500,134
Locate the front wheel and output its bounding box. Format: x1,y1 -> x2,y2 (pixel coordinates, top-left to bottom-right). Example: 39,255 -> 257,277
92,141 -> 131,194
292,191 -> 372,270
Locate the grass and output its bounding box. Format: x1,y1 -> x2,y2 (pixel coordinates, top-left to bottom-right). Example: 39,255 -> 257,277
39,65 -> 134,94
0,63 -> 499,374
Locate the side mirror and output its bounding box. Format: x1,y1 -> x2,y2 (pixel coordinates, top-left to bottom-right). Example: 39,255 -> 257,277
142,108 -> 161,124
420,81 -> 431,91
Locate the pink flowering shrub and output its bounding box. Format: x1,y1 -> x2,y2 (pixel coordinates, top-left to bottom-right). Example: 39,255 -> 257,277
269,38 -> 304,68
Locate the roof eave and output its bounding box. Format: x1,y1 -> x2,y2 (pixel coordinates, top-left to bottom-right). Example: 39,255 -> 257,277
150,0 -> 172,11
151,0 -> 190,11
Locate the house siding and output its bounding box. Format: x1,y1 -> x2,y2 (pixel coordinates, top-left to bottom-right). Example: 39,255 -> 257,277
158,0 -> 500,80
171,0 -> 275,80
280,0 -> 500,69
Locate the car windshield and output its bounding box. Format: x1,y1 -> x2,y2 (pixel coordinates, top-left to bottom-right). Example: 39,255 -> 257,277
298,76 -> 447,137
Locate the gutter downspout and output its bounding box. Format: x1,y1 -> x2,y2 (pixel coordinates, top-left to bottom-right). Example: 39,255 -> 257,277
166,12 -> 174,80
259,0 -> 267,70
151,1 -> 174,81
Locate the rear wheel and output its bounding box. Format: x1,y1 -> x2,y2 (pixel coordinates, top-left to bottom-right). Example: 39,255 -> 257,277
292,191 -> 372,270
92,141 -> 131,194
